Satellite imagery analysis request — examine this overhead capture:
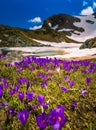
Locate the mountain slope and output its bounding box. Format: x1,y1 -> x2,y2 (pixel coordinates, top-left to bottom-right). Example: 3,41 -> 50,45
0,24 -> 44,47
0,12 -> 96,47
43,13 -> 96,42
43,14 -> 84,34
0,24 -> 79,47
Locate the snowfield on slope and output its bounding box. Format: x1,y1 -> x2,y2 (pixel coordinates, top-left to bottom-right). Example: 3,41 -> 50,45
32,39 -> 96,58
68,14 -> 96,42
2,40 -> 96,59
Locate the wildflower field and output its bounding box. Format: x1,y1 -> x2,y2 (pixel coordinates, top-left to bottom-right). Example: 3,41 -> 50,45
0,55 -> 96,130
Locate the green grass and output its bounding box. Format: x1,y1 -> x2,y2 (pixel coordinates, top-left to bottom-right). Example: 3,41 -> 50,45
24,28 -> 80,43
92,41 -> 96,48
0,24 -> 80,47
0,56 -> 96,130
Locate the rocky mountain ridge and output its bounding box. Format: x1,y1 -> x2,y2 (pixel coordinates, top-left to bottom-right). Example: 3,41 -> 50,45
0,12 -> 96,47
80,37 -> 96,49
43,13 -> 96,42
43,14 -> 84,35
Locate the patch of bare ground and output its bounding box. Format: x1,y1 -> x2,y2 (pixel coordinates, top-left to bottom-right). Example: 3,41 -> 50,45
65,54 -> 96,61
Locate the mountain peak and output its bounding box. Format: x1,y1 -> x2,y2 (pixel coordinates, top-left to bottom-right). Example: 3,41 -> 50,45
43,14 -> 84,36
42,13 -> 96,42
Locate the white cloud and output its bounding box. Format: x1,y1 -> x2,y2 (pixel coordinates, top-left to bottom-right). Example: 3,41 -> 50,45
28,17 -> 42,23
80,6 -> 94,15
29,25 -> 42,30
83,0 -> 88,6
93,2 -> 96,8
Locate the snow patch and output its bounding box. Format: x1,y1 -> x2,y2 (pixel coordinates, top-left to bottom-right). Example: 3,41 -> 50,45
48,23 -> 52,27
32,39 -> 81,48
68,14 -> 96,42
32,39 -> 96,59
1,39 -> 96,59
58,28 -> 72,32
29,25 -> 42,30
52,25 -> 58,30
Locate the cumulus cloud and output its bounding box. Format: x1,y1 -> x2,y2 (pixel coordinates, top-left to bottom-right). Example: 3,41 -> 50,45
80,6 -> 94,15
28,17 -> 42,23
29,25 -> 42,30
93,2 -> 96,8
83,0 -> 88,6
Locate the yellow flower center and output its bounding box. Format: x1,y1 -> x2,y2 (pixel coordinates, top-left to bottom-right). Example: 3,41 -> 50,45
58,116 -> 62,122
41,120 -> 45,124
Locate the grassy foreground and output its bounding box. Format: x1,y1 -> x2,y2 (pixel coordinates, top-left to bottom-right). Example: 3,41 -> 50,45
0,55 -> 96,130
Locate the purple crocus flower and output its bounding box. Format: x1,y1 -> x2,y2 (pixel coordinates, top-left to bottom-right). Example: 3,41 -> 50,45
16,67 -> 24,72
10,88 -> 15,96
41,81 -> 47,88
0,102 -> 8,108
62,86 -> 68,92
3,81 -> 9,89
43,102 -> 49,109
0,89 -> 3,98
18,92 -> 24,101
72,101 -> 77,109
36,112 -> 48,129
80,88 -> 88,96
0,54 -> 6,59
5,63 -> 12,67
14,84 -> 19,92
0,84 -> 3,89
48,106 -> 67,129
53,105 -> 66,129
69,80 -> 74,87
18,78 -> 27,84
0,78 -> 6,82
55,105 -> 65,114
26,81 -> 30,90
57,81 -> 61,85
45,67 -> 49,72
8,107 -> 17,116
0,102 -> 3,108
48,109 -> 57,125
64,76 -> 69,82
37,94 -> 45,105
86,77 -> 91,85
52,113 -> 67,130
26,92 -> 34,101
29,104 -> 38,111
52,123 -> 60,130
18,109 -> 30,125
29,67 -> 35,71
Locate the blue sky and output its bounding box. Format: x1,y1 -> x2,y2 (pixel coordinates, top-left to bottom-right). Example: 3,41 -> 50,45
0,0 -> 96,29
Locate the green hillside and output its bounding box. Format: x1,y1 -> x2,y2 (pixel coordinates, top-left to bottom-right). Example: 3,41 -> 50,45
0,24 -> 80,47
0,24 -> 43,47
